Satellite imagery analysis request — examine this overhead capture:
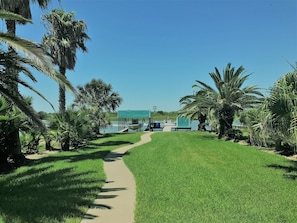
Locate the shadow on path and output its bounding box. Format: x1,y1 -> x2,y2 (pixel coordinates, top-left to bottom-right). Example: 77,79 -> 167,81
81,132 -> 155,223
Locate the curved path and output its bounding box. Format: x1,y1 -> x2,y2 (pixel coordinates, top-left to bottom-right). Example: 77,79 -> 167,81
81,132 -> 154,223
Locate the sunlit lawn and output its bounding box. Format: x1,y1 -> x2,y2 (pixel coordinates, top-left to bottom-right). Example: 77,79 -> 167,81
0,132 -> 142,223
3,131 -> 297,223
124,132 -> 297,223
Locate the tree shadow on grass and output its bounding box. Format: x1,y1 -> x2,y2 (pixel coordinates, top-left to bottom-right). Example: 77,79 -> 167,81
200,134 -> 217,140
0,164 -> 105,223
99,133 -> 131,138
88,140 -> 133,147
0,146 -> 116,223
267,160 -> 297,180
31,150 -> 111,165
0,135 -> 137,222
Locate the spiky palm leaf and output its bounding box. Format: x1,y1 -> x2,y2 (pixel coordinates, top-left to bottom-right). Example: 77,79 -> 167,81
0,10 -> 32,23
0,32 -> 75,92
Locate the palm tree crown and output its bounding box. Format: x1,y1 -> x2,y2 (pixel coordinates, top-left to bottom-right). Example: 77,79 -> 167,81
42,8 -> 90,71
190,63 -> 263,138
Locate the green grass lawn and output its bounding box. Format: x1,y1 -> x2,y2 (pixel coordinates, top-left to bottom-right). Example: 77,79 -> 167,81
124,132 -> 297,223
0,132 -> 142,223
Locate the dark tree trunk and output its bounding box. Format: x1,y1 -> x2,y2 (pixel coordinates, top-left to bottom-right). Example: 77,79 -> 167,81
58,66 -> 70,150
198,113 -> 207,131
95,117 -> 101,135
96,124 -> 101,135
218,118 -> 225,139
59,67 -> 66,114
218,108 -> 234,139
45,140 -> 52,150
61,132 -> 70,151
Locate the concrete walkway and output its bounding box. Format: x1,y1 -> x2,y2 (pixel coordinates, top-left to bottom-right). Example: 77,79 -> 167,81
81,132 -> 154,223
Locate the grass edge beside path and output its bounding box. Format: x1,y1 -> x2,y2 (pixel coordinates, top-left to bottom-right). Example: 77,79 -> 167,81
124,131 -> 297,223
0,132 -> 142,223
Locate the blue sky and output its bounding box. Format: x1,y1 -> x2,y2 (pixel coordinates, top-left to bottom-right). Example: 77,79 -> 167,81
11,0 -> 297,112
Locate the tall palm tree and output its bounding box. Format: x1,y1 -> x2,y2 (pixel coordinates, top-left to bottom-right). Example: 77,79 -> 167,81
191,63 -> 263,138
42,9 -> 90,114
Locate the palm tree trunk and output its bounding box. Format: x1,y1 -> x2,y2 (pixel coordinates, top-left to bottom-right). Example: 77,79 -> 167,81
58,66 -> 70,150
218,118 -> 225,139
61,132 -> 70,151
218,108 -> 234,138
59,66 -> 66,114
198,113 -> 207,131
4,19 -> 24,163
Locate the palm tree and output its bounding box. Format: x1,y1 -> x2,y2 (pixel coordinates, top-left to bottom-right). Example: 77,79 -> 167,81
42,9 -> 90,114
0,11 -> 75,163
42,9 -> 90,150
73,79 -> 122,134
0,1 -> 53,161
267,71 -> 297,150
191,63 -> 263,138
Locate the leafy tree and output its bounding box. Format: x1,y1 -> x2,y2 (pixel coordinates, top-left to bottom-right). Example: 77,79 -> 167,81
73,79 -> 122,134
42,8 -> 90,113
190,63 -> 263,138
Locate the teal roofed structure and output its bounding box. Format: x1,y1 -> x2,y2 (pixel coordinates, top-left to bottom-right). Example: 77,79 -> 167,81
118,110 -> 151,119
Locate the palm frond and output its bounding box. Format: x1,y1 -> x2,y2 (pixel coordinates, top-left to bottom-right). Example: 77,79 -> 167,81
0,86 -> 46,131
194,80 -> 217,93
0,10 -> 33,23
0,32 -> 76,93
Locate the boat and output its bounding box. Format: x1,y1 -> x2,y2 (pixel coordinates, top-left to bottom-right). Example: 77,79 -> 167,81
128,123 -> 142,130
127,118 -> 143,130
